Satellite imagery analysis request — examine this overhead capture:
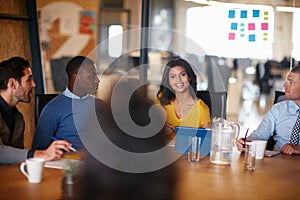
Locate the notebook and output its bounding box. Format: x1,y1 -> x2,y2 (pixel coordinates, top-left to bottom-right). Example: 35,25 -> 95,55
45,158 -> 83,169
174,126 -> 212,156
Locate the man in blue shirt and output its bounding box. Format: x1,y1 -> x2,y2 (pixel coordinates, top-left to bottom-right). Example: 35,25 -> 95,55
0,57 -> 71,165
237,65 -> 300,155
32,56 -> 104,150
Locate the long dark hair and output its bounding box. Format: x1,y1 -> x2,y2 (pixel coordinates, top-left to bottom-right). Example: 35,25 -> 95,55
156,58 -> 197,106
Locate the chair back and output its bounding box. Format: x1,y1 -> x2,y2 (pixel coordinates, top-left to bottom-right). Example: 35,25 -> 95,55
196,91 -> 227,119
266,90 -> 286,150
206,56 -> 232,92
273,90 -> 286,104
50,57 -> 70,92
35,94 -> 58,126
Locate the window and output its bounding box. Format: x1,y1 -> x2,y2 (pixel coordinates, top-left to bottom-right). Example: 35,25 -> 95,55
108,25 -> 123,57
292,11 -> 300,61
186,4 -> 274,59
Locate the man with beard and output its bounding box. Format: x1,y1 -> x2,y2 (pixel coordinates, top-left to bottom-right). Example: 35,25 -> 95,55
0,56 -> 71,165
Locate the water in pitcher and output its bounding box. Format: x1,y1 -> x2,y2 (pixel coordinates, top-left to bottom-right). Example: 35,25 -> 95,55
210,118 -> 240,165
210,150 -> 232,165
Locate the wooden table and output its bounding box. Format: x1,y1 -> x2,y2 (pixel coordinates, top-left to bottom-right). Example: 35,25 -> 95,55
0,150 -> 299,200
0,164 -> 63,200
175,150 -> 300,200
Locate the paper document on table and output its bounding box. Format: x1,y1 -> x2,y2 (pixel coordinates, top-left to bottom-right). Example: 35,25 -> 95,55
264,150 -> 280,157
45,158 -> 83,169
167,140 -> 175,147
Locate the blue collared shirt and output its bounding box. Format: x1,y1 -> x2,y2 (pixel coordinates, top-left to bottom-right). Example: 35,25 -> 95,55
248,100 -> 300,151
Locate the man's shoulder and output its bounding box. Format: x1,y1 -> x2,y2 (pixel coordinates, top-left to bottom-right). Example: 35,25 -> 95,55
271,100 -> 297,113
273,99 -> 295,107
44,94 -> 70,108
52,93 -> 70,101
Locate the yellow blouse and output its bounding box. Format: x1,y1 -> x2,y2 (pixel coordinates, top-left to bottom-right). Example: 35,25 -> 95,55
163,99 -> 210,138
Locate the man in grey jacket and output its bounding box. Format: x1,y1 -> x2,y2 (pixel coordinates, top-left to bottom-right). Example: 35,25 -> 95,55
0,56 -> 72,165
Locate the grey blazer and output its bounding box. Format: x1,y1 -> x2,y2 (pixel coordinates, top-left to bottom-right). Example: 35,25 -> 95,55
0,140 -> 28,165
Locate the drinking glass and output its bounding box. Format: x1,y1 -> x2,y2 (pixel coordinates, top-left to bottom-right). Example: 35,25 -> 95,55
188,136 -> 201,162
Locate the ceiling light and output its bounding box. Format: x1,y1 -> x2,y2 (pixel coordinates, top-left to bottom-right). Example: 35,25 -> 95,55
192,0 -> 208,4
276,6 -> 300,12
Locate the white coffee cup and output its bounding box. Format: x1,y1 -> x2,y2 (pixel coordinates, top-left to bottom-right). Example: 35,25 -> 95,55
254,140 -> 267,159
20,158 -> 45,183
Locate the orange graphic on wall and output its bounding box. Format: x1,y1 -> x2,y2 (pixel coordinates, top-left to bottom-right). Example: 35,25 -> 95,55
79,11 -> 96,35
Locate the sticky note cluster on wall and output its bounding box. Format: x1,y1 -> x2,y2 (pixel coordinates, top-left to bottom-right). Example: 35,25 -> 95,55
228,9 -> 270,42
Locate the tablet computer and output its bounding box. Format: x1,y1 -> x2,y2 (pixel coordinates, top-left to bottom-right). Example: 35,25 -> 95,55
174,126 -> 212,156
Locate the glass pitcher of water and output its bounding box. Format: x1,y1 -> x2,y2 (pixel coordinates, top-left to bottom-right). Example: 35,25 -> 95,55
210,117 -> 240,165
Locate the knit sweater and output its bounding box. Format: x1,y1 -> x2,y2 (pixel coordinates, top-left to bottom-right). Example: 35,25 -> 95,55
32,94 -> 104,150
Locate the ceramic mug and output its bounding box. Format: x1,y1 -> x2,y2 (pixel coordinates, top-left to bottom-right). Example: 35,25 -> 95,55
20,158 -> 45,183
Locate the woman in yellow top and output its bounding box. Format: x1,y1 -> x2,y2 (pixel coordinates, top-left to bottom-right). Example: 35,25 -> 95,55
157,58 -> 211,139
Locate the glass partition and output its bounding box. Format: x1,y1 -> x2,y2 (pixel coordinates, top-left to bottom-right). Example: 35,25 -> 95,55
36,0 -> 299,96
